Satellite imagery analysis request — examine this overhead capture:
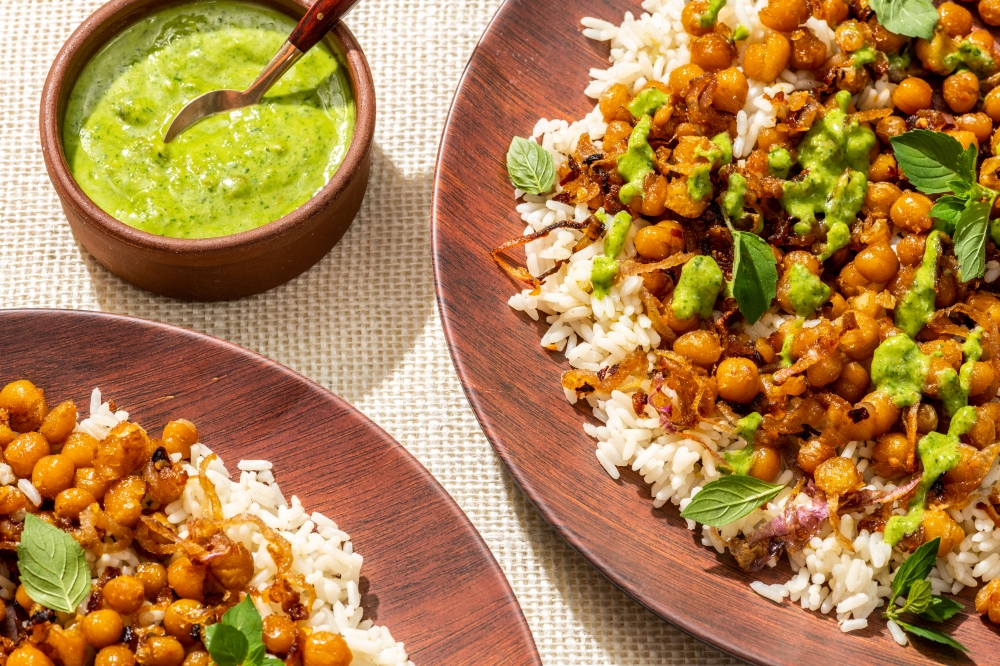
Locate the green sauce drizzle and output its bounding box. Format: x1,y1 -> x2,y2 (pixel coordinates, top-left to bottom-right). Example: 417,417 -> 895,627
672,256 -> 723,320
627,88 -> 669,119
895,231 -> 943,338
779,320 -> 802,369
935,328 -> 984,417
787,263 -> 832,317
871,334 -> 931,407
688,165 -> 713,202
698,0 -> 728,28
590,209 -> 633,299
768,146 -> 792,179
723,412 -> 762,476
722,173 -> 748,221
618,116 -> 656,204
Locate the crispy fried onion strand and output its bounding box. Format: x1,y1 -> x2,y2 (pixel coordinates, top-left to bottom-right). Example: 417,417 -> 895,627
652,351 -> 716,429
490,220 -> 592,286
561,349 -> 649,395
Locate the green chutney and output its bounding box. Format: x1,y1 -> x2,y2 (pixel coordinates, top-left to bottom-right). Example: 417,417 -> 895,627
63,1 -> 356,239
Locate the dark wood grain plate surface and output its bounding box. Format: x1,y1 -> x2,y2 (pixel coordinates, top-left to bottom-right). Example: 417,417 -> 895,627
0,310 -> 539,666
431,1 -> 999,663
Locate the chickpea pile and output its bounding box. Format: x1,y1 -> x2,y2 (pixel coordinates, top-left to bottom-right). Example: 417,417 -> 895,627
0,381 -> 353,666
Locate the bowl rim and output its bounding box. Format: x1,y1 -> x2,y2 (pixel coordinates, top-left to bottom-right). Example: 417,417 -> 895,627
40,0 -> 376,265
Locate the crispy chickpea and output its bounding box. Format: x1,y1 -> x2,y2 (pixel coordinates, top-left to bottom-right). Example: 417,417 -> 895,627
715,358 -> 761,404
956,112 -> 994,144
668,63 -> 706,96
876,115 -> 907,146
39,400 -> 76,445
834,19 -> 866,52
301,632 -> 352,666
598,83 -> 630,123
872,433 -> 910,479
32,454 -> 75,499
748,446 -> 781,483
807,352 -> 844,387
832,362 -> 870,403
54,487 -> 95,520
864,182 -> 902,218
896,233 -> 926,267
208,541 -> 254,591
0,486 -> 27,515
634,221 -> 684,260
61,433 -> 98,468
0,380 -> 47,433
94,646 -> 135,666
944,70 -> 980,114
263,615 -> 299,656
603,120 -> 633,152
868,154 -> 897,183
968,361 -> 996,396
890,191 -> 934,233
758,126 -> 790,151
167,557 -> 205,602
74,467 -> 111,499
639,174 -> 669,217
839,312 -> 879,361
797,439 -> 836,476
968,410 -> 996,449
713,67 -> 749,114
163,600 -> 203,645
892,77 -> 933,115
985,88 -> 1000,124
181,653 -> 211,666
864,390 -> 902,437
103,476 -> 147,528
981,0 -> 1000,25
789,29 -> 827,71
755,338 -> 776,364
664,295 -> 700,333
759,0 -> 810,31
7,645 -> 55,666
993,126 -> 1000,156
945,129 -> 979,150
940,2 -> 974,36
681,0 -> 714,36
922,508 -> 966,555
47,626 -> 86,666
690,33 -> 734,71
81,609 -> 124,649
814,456 -> 862,495
920,339 -> 963,369
16,584 -> 33,610
944,443 -> 983,487
743,33 -> 791,83
5,432 -> 50,478
917,403 -> 939,434
136,562 -> 168,600
977,577 -> 1000,623
854,242 -> 899,283
161,420 -> 198,460
673,330 -> 722,367
870,20 -> 908,53
138,636 -> 185,666
103,575 -> 145,615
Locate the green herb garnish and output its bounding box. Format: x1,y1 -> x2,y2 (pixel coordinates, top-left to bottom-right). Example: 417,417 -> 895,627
869,0 -> 939,40
882,538 -> 968,652
891,130 -> 998,280
680,475 -> 783,526
506,136 -> 556,195
730,230 -> 778,325
205,596 -> 284,666
17,513 -> 91,614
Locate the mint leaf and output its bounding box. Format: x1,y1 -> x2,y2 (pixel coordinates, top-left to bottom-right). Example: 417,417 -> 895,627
507,137 -> 556,195
920,595 -> 964,622
204,623 -> 249,666
902,578 -> 933,615
17,514 -> 91,613
731,231 -> 778,325
891,130 -> 971,194
930,194 -> 968,233
953,199 -> 992,280
221,596 -> 266,666
680,476 -> 784,527
891,537 -> 940,604
869,0 -> 939,39
895,620 -> 970,652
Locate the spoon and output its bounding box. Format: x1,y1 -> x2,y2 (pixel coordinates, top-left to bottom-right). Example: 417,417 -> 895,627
164,0 -> 361,143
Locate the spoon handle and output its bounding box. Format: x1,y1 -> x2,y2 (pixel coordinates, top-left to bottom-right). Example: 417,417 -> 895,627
288,0 -> 362,53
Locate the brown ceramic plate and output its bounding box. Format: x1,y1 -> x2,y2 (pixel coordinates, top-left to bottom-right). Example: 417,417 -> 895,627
0,309 -> 539,666
432,1 -> 997,664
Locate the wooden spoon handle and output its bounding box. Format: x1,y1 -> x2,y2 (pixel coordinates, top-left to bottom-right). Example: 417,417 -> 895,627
288,0 -> 361,53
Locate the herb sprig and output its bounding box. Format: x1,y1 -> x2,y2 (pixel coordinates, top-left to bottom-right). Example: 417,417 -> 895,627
17,514 -> 91,614
882,538 -> 968,652
204,596 -> 285,666
891,130 -> 998,281
730,229 -> 778,325
680,475 -> 784,527
506,137 -> 556,195
869,0 -> 939,40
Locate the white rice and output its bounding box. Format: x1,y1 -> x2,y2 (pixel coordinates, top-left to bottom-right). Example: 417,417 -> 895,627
506,0 -> 999,638
68,389 -> 415,666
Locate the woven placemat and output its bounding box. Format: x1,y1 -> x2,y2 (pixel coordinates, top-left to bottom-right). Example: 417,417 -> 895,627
0,1 -> 744,663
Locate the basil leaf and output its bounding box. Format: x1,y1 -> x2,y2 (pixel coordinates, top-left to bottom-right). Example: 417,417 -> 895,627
902,578 -> 933,615
507,137 -> 556,195
731,231 -> 778,325
895,620 -> 970,652
205,623 -> 250,666
953,199 -> 992,281
891,130 -> 970,194
869,0 -> 939,40
17,513 -> 91,613
920,595 -> 964,622
680,476 -> 784,527
222,596 -> 265,666
891,537 -> 940,603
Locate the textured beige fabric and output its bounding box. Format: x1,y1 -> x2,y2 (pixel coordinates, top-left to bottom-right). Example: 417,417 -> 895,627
0,1 -> 745,663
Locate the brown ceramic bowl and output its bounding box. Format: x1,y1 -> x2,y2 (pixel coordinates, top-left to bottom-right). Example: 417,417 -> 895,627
40,0 -> 375,301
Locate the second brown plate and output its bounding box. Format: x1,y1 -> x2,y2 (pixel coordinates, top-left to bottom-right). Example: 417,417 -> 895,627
432,0 -> 997,663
